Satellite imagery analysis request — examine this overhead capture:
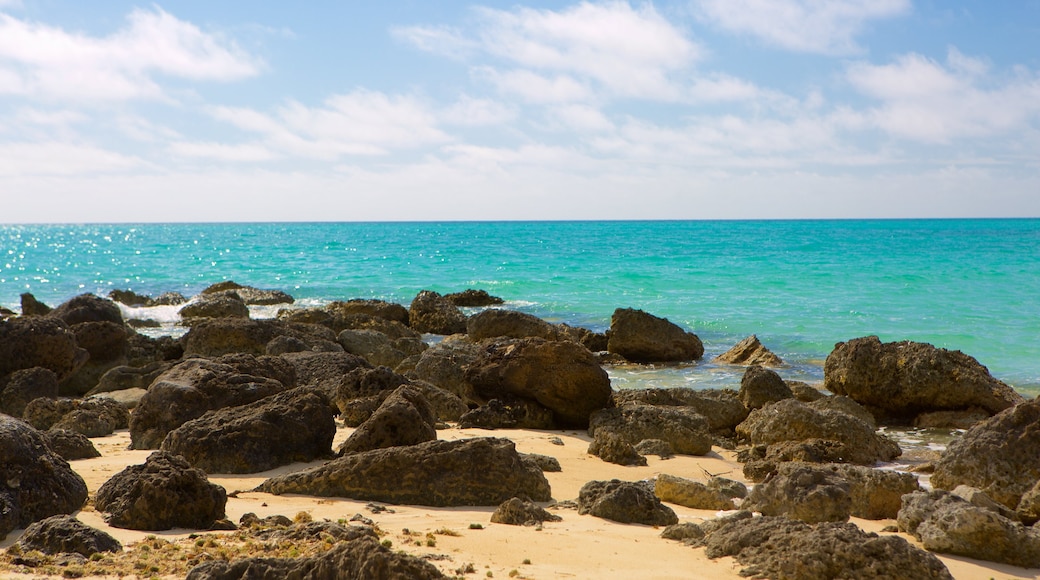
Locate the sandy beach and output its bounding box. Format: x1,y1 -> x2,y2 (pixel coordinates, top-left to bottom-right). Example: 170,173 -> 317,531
2,422 -> 1037,580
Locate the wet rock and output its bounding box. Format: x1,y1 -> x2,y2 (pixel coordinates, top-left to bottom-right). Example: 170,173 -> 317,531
589,404 -> 712,456
587,432 -> 647,466
95,451 -> 227,531
654,474 -> 739,511
182,318 -> 338,358
824,336 -> 1024,423
577,479 -> 678,526
257,437 -> 551,507
713,335 -> 783,367
200,281 -> 294,306
930,399 -> 1040,510
445,289 -> 504,307
458,396 -> 556,430
41,429 -> 101,460
491,497 -> 562,526
607,308 -> 703,363
466,337 -> 612,428
161,387 -> 336,474
0,367 -> 58,417
466,309 -> 558,341
738,365 -> 793,410
16,514 -> 121,556
0,317 -> 88,383
337,386 -> 437,455
409,290 -> 468,335
0,416 -> 88,540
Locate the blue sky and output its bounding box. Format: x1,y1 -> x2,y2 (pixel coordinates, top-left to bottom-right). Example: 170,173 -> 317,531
1,0 -> 1038,222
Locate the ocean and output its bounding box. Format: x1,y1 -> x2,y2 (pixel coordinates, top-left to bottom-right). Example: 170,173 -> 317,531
2,219 -> 1039,399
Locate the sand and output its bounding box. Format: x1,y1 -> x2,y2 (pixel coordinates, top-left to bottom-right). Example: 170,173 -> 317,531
1,424 -> 1037,580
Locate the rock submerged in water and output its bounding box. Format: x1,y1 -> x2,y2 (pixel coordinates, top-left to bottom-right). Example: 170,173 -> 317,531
714,334 -> 783,367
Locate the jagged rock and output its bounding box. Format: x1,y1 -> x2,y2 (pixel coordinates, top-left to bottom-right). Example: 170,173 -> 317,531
736,398 -> 901,466
589,404 -> 712,456
743,463 -> 852,523
738,365 -> 793,410
714,335 -> 783,367
0,416 -> 88,540
899,489 -> 1040,569
20,292 -> 52,316
409,290 -> 468,335
654,474 -> 738,511
182,318 -> 338,358
48,294 -> 123,326
607,308 -> 703,363
200,281 -> 294,305
459,397 -> 555,430
129,355 -> 296,449
930,400 -> 1040,510
185,536 -> 445,580
337,386 -> 437,455
108,289 -> 152,306
698,514 -> 952,580
824,336 -> 1024,423
466,337 -> 612,428
587,432 -> 647,466
257,437 -> 551,507
0,317 -> 88,383
95,451 -> 226,531
16,514 -> 121,556
410,338 -> 482,404
491,497 -> 562,526
577,479 -> 678,526
445,289 -> 504,307
612,388 -> 749,433
0,367 -> 58,417
161,387 -> 335,474
42,429 -> 101,460
325,299 -> 410,325
466,309 -> 558,341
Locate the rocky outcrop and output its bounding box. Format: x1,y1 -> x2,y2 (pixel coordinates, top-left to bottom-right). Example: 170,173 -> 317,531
23,396 -> 129,437
181,318 -> 338,358
465,337 -> 612,428
744,463 -> 852,523
337,328 -> 426,368
606,308 -> 703,362
129,355 -> 295,449
337,386 -> 437,456
899,489 -> 1040,569
0,367 -> 58,417
20,293 -> 52,316
654,474 -> 742,511
491,497 -> 562,526
161,387 -> 336,474
589,405 -> 712,456
48,293 -> 123,326
824,336 -> 1024,424
0,317 -> 88,383
95,451 -> 227,531
738,365 -> 793,410
930,399 -> 1040,510
466,309 -> 558,341
713,335 -> 783,367
409,290 -> 468,335
179,292 -> 250,320
200,281 -> 294,305
458,397 -> 555,430
611,388 -> 749,434
577,479 -> 678,526
410,338 -> 482,404
587,432 -> 647,466
257,437 -> 551,507
445,289 -> 504,307
325,299 -> 410,325
0,416 -> 88,540
16,514 -> 122,556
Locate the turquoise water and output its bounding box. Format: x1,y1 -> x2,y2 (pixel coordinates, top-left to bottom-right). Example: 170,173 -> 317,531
2,220 -> 1038,396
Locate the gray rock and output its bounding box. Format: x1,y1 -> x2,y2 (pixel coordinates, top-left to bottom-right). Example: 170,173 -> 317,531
577,479 -> 678,526
16,514 -> 121,556
606,308 -> 703,362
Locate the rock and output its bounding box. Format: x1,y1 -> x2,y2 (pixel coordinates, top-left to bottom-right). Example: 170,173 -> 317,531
125,333 -> 183,366
61,320 -> 130,396
738,365 -> 793,410
95,451 -> 227,531
654,474 -> 737,511
491,497 -> 562,526
824,336 -> 1024,423
410,338 -> 482,404
412,381 -> 468,423
325,299 -> 410,325
48,294 -> 123,326
179,292 -> 250,320
660,522 -> 705,542
108,289 -> 152,306
16,514 -> 121,556
521,453 -> 562,472
612,388 -> 749,434
408,290 -> 468,335
743,463 -> 852,523
41,429 -> 101,460
913,408 -> 991,429
606,308 -> 703,363
89,361 -> 171,396
735,398 -> 901,465
153,292 -> 188,306
23,396 -> 128,437
0,416 -> 88,540
739,440 -> 850,482
281,351 -> 371,393
337,328 -> 425,368
0,367 -> 58,417
182,318 -> 338,358
700,514 -> 952,580
587,432 -> 647,466
161,387 -> 336,474
465,337 -> 612,428
129,355 -> 295,449
899,489 -> 1040,569
458,397 -> 555,430
1017,480 -> 1040,525
589,404 -> 712,456
788,381 -> 825,402
950,485 -> 1018,521
337,386 -> 437,455
88,389 -> 147,410
633,438 -> 674,458
714,335 -> 783,367
265,334 -> 309,355
257,437 -> 551,507
809,395 -> 876,428
186,536 -> 445,580
200,281 -> 294,305
444,289 -> 504,307
20,292 -> 52,316
466,309 -> 558,341
333,366 -> 410,406
254,520 -> 375,543
930,399 -> 1040,510
0,317 -> 88,383
831,463 -> 921,520
577,479 -> 678,526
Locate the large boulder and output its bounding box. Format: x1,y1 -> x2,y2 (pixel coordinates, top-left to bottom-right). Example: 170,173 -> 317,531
179,292 -> 250,320
0,317 -> 88,383
577,479 -> 678,526
257,437 -> 551,507
899,489 -> 1040,569
466,309 -> 558,341
410,338 -> 482,404
16,514 -> 121,557
743,463 -> 852,523
325,299 -> 410,325
337,328 -> 426,368
458,396 -> 555,430
612,387 -> 749,433
824,336 -> 1024,423
606,308 -> 703,363
445,289 -> 504,307
95,451 -> 227,531
200,281 -> 294,305
589,404 -> 712,456
930,399 -> 1040,510
713,334 -> 783,367
48,293 -> 123,326
0,416 -> 88,540
337,386 -> 437,455
0,367 -> 58,417
61,320 -> 130,395
736,398 -> 901,466
129,354 -> 295,449
465,337 -> 612,428
161,387 -> 336,474
409,290 -> 467,335
182,318 -> 339,358
738,365 -> 793,410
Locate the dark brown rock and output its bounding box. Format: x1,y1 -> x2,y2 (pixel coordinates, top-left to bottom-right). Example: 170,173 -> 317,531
89,361 -> 172,395
0,317 -> 88,383
738,365 -> 793,410
491,497 -> 562,525
95,451 -> 227,531
577,479 -> 678,526
612,387 -> 749,433
48,293 -> 123,326
409,290 -> 468,335
337,386 -> 437,455
466,309 -> 558,341
458,396 -> 556,430
325,299 -> 410,325
444,289 -> 504,307
41,429 -> 101,460
179,293 -> 250,320
606,308 -> 703,363
200,281 -> 294,305
587,431 -> 648,466
337,328 -> 426,368
182,318 -> 338,358
20,292 -> 51,316
17,515 -> 120,557
0,367 -> 58,417
713,335 -> 783,367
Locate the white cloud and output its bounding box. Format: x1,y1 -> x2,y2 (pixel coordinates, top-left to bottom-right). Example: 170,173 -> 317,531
693,0 -> 910,55
440,95 -> 516,126
0,142 -> 144,176
847,48 -> 1040,142
168,141 -> 277,163
0,7 -> 261,101
548,104 -> 615,133
391,25 -> 476,60
475,67 -> 592,104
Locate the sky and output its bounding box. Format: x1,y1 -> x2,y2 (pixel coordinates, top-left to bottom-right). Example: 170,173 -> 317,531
0,0 -> 1038,222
